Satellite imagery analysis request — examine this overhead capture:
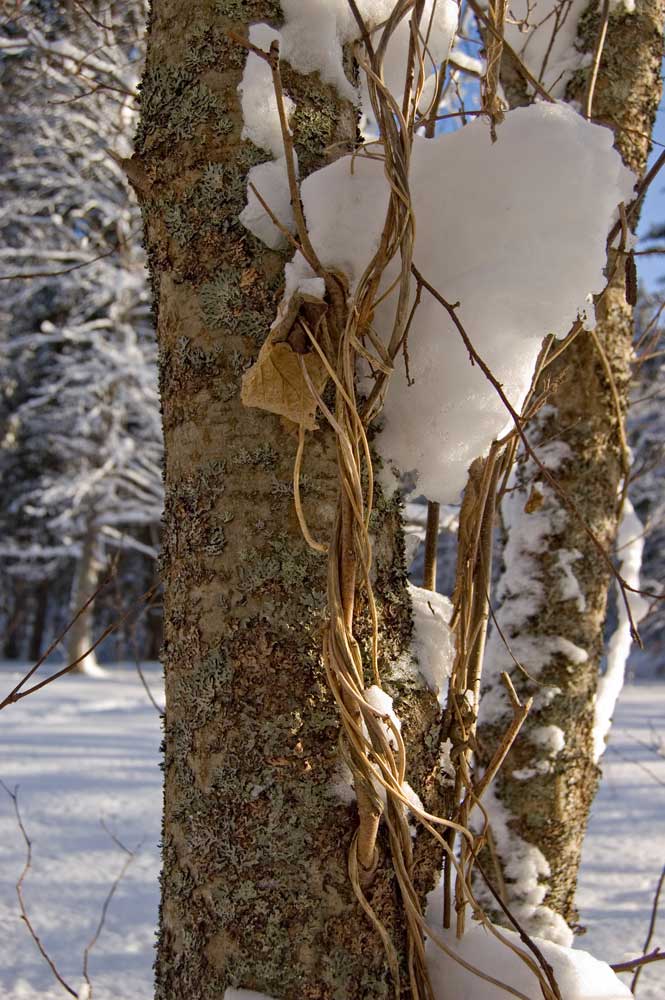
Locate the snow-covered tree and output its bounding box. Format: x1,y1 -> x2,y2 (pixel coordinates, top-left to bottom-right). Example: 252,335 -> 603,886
0,0 -> 161,670
475,0 -> 664,938
135,2 -> 662,997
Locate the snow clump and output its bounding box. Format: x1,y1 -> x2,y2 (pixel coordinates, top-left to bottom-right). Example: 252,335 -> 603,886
424,894 -> 633,999
408,583 -> 455,707
298,102 -> 634,503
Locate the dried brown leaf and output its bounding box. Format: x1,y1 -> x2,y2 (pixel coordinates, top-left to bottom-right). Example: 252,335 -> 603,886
241,287 -> 330,429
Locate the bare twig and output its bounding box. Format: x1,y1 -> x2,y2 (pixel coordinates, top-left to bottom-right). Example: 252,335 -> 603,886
0,563 -> 117,711
82,830 -> 142,997
584,0 -> 610,120
133,656 -> 165,718
467,0 -> 556,104
0,782 -> 79,998
629,862 -> 665,993
473,674 -> 532,800
472,848 -> 563,1000
0,582 -> 159,712
0,240 -> 133,281
608,149 -> 665,247
612,947 -> 665,975
411,263 -> 655,644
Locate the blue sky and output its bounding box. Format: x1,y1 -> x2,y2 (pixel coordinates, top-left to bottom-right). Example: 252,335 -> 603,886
636,80 -> 665,290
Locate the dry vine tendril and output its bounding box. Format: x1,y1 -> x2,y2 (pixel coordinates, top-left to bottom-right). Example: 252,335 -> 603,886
233,3 -> 568,997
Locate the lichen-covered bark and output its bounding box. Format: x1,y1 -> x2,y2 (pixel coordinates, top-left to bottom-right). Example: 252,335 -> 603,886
134,3 -> 443,997
478,0 -> 665,932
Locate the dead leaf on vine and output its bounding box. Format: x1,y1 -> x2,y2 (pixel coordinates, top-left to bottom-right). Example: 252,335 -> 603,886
241,331 -> 328,430
241,288 -> 329,430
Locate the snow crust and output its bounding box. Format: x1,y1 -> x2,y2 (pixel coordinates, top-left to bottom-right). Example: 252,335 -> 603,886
283,252 -> 327,303
424,904 -> 632,999
473,786 -> 574,946
593,498 -> 649,760
239,25 -> 295,157
364,683 -> 402,749
531,724 -> 565,756
280,0 -> 396,99
298,103 -> 634,503
240,158 -> 297,249
557,548 -> 587,611
408,583 -> 455,707
479,417 -> 587,726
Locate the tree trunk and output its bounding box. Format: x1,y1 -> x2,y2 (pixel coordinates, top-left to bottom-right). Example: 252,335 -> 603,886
476,0 -> 665,940
67,521 -> 101,675
2,582 -> 25,660
29,579 -> 49,663
135,5 -> 443,997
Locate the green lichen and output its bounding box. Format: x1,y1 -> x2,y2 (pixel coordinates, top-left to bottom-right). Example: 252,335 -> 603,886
292,103 -> 341,164
183,23 -> 245,73
231,442 -> 278,469
161,462 -> 227,587
216,0 -> 282,21
200,269 -> 243,330
163,154 -> 270,249
136,65 -> 231,152
175,335 -> 224,375
237,532 -> 323,598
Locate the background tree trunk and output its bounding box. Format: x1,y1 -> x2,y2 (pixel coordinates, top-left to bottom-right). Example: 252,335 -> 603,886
136,4 -> 443,997
29,579 -> 49,663
67,520 -> 101,675
477,0 -> 665,939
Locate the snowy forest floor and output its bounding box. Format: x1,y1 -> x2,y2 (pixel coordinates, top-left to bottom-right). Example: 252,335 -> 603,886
0,663 -> 663,1000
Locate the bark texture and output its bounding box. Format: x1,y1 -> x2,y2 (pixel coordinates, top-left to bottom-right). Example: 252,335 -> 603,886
478,0 -> 665,933
135,3 -> 443,997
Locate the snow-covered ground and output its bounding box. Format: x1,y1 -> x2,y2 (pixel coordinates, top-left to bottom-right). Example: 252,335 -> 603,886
577,683 -> 665,1000
0,664 -> 163,1000
0,664 -> 662,999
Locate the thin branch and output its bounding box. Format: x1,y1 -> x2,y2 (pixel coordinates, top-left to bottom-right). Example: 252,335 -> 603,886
467,0 -> 556,104
0,782 -> 79,998
472,846 -> 563,1000
411,263 -> 655,644
0,582 -> 159,712
608,149 -> 665,247
630,862 -> 665,993
584,0 -> 610,120
82,833 -> 141,996
612,947 -> 665,975
0,563 -> 118,711
0,245 -> 120,281
133,656 -> 165,718
473,674 -> 532,800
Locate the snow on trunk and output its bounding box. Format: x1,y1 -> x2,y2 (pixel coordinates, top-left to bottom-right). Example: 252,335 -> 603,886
593,497 -> 649,760
501,0 -> 637,100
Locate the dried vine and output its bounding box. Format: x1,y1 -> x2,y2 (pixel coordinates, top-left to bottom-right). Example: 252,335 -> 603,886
234,3 -> 574,997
